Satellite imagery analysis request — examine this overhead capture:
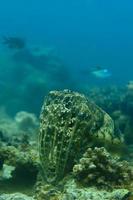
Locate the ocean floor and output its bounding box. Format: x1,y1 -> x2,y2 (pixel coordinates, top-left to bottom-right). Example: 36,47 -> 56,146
0,87 -> 133,200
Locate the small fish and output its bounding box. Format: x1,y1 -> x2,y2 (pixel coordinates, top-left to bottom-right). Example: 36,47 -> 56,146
91,66 -> 111,78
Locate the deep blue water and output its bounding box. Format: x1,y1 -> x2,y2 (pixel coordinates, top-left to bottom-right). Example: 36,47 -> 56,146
0,0 -> 133,114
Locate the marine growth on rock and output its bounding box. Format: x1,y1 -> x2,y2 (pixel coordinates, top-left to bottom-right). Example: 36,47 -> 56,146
73,147 -> 133,188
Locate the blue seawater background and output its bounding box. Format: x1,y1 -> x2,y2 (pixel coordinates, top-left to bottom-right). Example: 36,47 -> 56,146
0,0 -> 133,115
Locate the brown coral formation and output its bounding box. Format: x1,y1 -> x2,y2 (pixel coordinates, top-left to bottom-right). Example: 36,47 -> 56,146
73,147 -> 133,188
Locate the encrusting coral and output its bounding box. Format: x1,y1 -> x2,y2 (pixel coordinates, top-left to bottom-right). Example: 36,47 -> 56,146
0,145 -> 39,185
39,89 -> 124,184
73,147 -> 133,188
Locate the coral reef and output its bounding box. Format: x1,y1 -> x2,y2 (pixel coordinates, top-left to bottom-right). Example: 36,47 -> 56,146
34,178 -> 133,200
15,111 -> 39,134
0,89 -> 133,199
0,108 -> 39,146
0,164 -> 15,180
87,85 -> 133,146
39,89 -> 124,184
88,86 -> 125,114
121,83 -> 133,116
0,107 -> 19,138
0,144 -> 39,191
60,179 -> 132,200
73,147 -> 133,188
118,82 -> 133,144
0,145 -> 39,168
0,193 -> 34,200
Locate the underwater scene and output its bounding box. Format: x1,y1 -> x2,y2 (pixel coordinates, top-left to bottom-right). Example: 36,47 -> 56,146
0,0 -> 133,199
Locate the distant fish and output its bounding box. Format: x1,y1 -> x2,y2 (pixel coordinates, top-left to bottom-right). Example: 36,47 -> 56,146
90,66 -> 111,78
